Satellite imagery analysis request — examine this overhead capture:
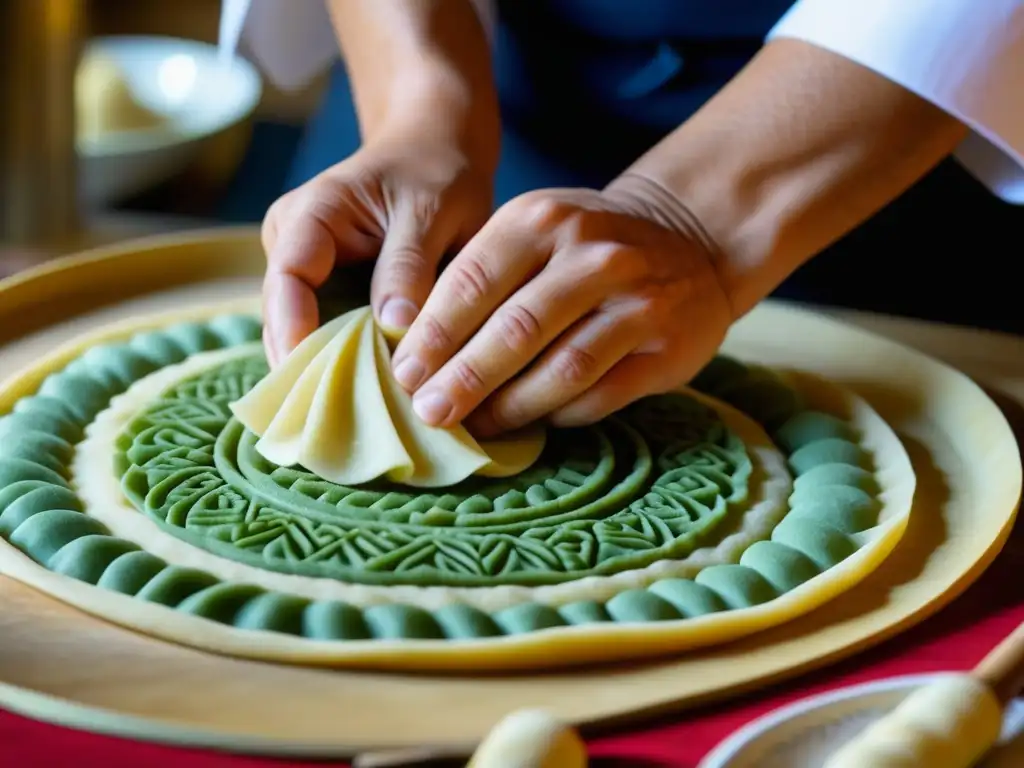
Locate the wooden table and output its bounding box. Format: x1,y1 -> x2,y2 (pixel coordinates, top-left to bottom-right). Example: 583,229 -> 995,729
1,234 -> 1022,765
0,211 -> 220,279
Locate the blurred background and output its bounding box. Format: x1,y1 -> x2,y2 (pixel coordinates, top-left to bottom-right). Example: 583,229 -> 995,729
0,0 -> 301,275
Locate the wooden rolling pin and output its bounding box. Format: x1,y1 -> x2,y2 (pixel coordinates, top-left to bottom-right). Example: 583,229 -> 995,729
824,620 -> 1024,767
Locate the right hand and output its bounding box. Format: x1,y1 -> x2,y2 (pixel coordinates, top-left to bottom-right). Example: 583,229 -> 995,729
260,134 -> 494,366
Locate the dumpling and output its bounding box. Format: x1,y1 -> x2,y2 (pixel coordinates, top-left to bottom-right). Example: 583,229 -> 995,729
230,307 -> 546,488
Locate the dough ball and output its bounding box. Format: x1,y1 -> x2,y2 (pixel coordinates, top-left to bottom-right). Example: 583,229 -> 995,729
467,709 -> 587,768
76,53 -> 164,140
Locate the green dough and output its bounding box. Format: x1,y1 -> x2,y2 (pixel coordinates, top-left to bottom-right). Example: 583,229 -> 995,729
0,315 -> 888,643
115,355 -> 753,587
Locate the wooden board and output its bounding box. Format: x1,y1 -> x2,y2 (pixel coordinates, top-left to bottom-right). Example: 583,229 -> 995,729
0,228 -> 1019,757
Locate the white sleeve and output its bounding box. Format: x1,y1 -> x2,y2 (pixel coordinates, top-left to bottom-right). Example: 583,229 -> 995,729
219,0 -> 497,93
768,0 -> 1024,204
218,0 -> 338,91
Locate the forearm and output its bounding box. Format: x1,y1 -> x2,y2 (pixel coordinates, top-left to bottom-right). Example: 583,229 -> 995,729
614,38 -> 968,317
327,0 -> 500,171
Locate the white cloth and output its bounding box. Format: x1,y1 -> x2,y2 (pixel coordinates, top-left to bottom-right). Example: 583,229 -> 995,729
769,0 -> 1024,203
218,0 -> 495,90
221,0 -> 1024,203
219,0 -> 338,91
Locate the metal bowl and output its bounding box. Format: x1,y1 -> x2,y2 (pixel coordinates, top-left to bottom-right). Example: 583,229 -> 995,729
700,674 -> 1024,768
77,35 -> 262,207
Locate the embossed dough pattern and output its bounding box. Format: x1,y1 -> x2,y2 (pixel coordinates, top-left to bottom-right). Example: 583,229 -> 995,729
0,315 -> 915,665
116,353 -> 758,586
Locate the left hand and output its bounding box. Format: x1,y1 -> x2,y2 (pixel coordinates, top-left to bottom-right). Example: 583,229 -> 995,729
389,177 -> 735,435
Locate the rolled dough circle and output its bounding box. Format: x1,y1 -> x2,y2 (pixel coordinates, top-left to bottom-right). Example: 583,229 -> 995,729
0,308 -> 917,671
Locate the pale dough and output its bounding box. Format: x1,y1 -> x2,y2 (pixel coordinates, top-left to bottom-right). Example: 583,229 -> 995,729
229,307 -> 546,487
76,53 -> 164,141
74,345 -> 793,612
466,709 -> 587,768
823,674 -> 1003,768
0,339 -> 917,671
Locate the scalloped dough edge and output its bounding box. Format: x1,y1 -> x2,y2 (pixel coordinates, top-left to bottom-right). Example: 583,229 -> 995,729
0,302 -> 916,671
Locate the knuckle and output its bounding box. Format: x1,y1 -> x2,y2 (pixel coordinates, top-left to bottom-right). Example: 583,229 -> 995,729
297,192 -> 342,230
262,221 -> 336,284
507,191 -> 572,230
620,289 -> 672,333
381,244 -> 430,284
260,220 -> 277,258
288,181 -> 324,212
584,243 -> 618,273
528,197 -> 569,228
451,359 -> 488,398
261,195 -> 291,254
495,305 -> 543,354
295,175 -> 371,226
447,258 -> 493,306
273,191 -> 337,245
633,293 -> 664,324
551,345 -> 599,386
584,243 -> 635,279
416,313 -> 454,354
268,189 -> 294,216
555,210 -> 590,247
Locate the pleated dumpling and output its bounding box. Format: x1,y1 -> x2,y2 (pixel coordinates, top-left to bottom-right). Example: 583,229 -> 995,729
230,307 -> 546,487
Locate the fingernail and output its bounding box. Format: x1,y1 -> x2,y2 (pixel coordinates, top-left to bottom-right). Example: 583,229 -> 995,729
379,298 -> 419,330
413,390 -> 453,425
393,356 -> 426,390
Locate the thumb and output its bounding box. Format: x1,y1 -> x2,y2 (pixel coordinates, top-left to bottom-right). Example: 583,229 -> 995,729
370,202 -> 461,335
263,214 -> 336,367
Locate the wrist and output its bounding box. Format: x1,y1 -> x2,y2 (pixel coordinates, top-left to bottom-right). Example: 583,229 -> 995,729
613,39 -> 967,318
374,62 -> 501,178
611,140 -> 795,321
329,0 -> 500,177
603,173 -> 735,317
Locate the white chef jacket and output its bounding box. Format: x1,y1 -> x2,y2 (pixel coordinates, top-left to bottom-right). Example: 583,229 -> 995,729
220,0 -> 1024,204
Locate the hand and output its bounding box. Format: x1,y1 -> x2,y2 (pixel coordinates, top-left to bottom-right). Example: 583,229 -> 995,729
261,134 -> 493,366
390,177 -> 735,433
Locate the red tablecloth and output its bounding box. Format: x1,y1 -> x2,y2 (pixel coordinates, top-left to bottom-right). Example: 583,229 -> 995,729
3,522 -> 1022,768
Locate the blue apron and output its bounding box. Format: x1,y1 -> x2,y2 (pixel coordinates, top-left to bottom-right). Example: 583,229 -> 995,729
290,0 -> 793,198
280,1 -> 1023,333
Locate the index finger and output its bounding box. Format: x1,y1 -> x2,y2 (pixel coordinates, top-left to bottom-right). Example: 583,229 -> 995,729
390,209 -> 547,392
263,216 -> 336,366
